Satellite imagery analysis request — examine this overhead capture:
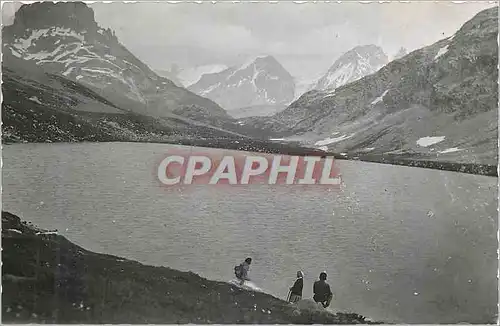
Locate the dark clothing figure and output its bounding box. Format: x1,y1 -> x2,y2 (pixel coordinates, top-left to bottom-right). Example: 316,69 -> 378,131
235,257 -> 252,285
313,272 -> 333,308
290,277 -> 303,295
288,271 -> 304,303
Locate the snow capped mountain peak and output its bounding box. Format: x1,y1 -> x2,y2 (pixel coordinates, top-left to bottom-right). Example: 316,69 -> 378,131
3,8 -> 158,105
188,55 -> 295,112
2,1 -> 230,122
245,7 -> 497,165
314,44 -> 389,91
237,55 -> 273,69
237,55 -> 264,70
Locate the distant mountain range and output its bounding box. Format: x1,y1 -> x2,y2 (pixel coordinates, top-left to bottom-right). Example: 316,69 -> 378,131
179,64 -> 229,87
1,1 -> 270,143
154,64 -> 230,89
243,7 -> 498,165
2,61 -> 242,143
187,56 -> 296,118
2,2 -> 236,127
183,47 -> 389,118
291,45 -> 389,100
2,1 -> 496,169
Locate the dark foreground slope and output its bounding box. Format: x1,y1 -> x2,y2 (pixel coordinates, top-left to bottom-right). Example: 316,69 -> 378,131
2,211 -> 376,324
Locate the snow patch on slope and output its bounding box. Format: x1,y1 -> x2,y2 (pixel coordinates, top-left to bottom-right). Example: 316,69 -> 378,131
11,27 -> 84,53
434,45 -> 449,61
323,62 -> 354,90
200,82 -> 221,96
62,66 -> 76,76
28,96 -> 42,104
371,90 -> 389,105
439,147 -> 462,154
416,136 -> 445,147
315,134 -> 354,146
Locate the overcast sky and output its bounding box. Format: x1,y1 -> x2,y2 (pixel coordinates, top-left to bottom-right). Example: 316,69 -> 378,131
2,1 -> 498,79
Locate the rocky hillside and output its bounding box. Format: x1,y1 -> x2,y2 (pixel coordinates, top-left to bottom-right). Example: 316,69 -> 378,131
1,55 -> 322,152
188,56 -> 295,116
246,7 -> 498,165
314,45 -> 389,91
2,210 -> 376,324
2,60 -> 242,144
2,2 -> 233,124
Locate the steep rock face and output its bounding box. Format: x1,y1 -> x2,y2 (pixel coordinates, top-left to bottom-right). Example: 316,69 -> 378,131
246,7 -> 498,165
188,56 -> 295,113
2,2 -> 232,123
314,45 -> 389,91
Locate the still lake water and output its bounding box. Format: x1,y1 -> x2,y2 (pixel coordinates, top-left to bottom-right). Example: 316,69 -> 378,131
2,142 -> 497,323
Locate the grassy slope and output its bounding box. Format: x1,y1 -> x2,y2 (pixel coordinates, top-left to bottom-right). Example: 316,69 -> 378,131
2,211 -> 377,324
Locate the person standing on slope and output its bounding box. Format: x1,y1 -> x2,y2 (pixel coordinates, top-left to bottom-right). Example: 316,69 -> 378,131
234,257 -> 252,285
313,272 -> 333,308
288,270 -> 304,303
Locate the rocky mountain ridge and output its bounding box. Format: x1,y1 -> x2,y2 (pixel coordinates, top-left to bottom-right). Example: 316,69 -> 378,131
188,55 -> 295,116
2,2 -> 233,125
243,7 -> 498,165
314,44 -> 389,91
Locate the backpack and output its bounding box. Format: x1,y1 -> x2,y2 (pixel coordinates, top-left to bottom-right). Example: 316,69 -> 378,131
234,264 -> 243,278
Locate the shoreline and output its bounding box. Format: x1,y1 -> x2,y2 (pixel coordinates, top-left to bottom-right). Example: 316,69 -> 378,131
3,138 -> 497,177
2,210 -> 378,324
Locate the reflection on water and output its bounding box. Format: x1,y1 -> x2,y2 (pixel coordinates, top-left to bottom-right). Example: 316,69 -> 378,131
2,142 -> 497,323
